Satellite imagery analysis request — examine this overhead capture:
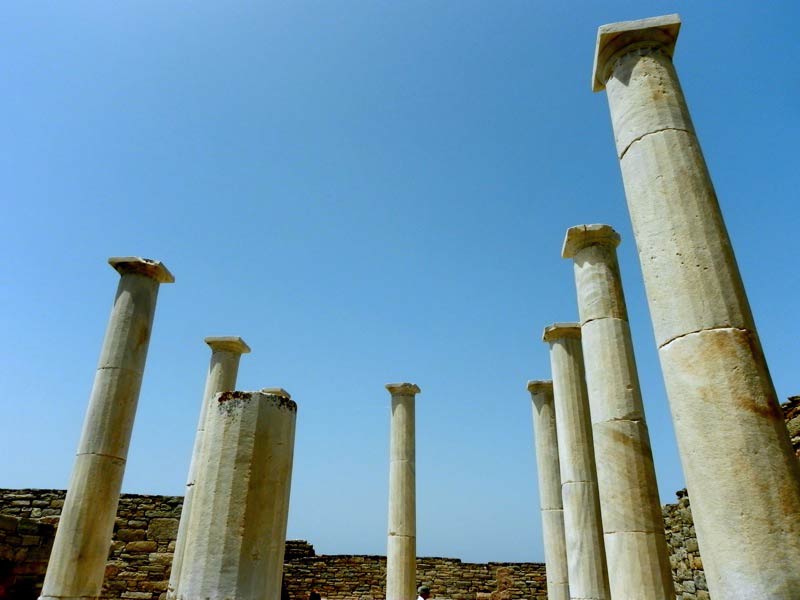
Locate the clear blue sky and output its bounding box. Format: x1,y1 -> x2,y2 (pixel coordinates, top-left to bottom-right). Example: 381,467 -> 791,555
2,2 -> 798,563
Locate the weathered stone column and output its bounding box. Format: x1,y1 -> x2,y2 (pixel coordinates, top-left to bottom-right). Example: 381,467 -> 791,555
167,337 -> 251,600
40,257 -> 174,600
562,225 -> 672,600
543,324 -> 609,600
385,383 -> 420,600
592,15 -> 800,599
177,390 -> 297,600
527,380 -> 569,600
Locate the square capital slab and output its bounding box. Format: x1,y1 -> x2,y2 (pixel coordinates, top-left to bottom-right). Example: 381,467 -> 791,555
562,224 -> 621,259
526,380 -> 553,395
542,322 -> 581,343
385,382 -> 421,396
108,257 -> 175,283
592,13 -> 681,92
205,336 -> 251,354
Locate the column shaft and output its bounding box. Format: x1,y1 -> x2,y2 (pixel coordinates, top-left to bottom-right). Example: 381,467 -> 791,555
593,15 -> 800,598
528,381 -> 569,600
544,326 -> 610,600
177,390 -> 297,600
40,258 -> 173,600
564,225 -> 672,600
385,383 -> 420,600
167,337 -> 250,600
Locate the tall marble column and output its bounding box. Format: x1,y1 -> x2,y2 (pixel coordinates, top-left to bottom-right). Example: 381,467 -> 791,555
385,383 -> 420,600
167,336 -> 251,600
527,380 -> 569,600
562,225 -> 672,599
543,324 -> 609,600
177,390 -> 297,600
40,257 -> 174,600
592,14 -> 800,598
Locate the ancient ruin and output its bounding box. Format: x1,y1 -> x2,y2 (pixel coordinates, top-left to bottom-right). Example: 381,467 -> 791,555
592,14 -> 800,599
526,381 -> 568,600
167,336 -> 251,600
541,325 -> 609,600
384,383 -> 422,600
176,389 -> 297,600
562,224 -> 673,599
3,11 -> 796,600
40,258 -> 174,600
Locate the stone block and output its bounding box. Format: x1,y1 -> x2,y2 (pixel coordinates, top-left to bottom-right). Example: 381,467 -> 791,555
147,518 -> 178,541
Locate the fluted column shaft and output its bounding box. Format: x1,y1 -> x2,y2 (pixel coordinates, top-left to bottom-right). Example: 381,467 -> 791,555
543,325 -> 609,600
178,390 -> 297,600
167,337 -> 251,600
592,15 -> 800,599
40,257 -> 174,600
563,225 -> 672,600
385,383 -> 420,600
528,380 -> 569,600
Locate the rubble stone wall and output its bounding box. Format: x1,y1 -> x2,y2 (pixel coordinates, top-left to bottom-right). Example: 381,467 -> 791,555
2,397 -> 797,600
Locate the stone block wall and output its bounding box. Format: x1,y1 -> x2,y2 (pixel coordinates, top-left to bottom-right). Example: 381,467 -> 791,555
2,397 -> 797,600
0,514 -> 54,599
283,554 -> 546,600
0,490 -> 546,600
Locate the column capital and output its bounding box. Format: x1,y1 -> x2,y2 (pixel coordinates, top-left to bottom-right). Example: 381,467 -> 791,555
205,336 -> 251,354
526,380 -> 553,395
108,257 -> 175,283
260,387 -> 291,399
542,323 -> 581,343
385,383 -> 421,396
592,13 -> 681,92
562,224 -> 621,259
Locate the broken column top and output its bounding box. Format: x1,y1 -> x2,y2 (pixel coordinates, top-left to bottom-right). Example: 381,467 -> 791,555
205,336 -> 251,354
526,380 -> 554,394
108,256 -> 175,283
592,13 -> 682,92
542,323 -> 581,343
385,383 -> 421,396
216,390 -> 297,411
562,224 -> 621,259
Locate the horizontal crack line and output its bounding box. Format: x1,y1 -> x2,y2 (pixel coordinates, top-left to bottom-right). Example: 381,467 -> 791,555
619,126 -> 694,160
659,325 -> 752,349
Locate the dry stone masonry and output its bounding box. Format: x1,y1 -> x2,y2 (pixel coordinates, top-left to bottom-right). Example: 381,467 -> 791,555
592,14 -> 800,598
3,397 -> 800,600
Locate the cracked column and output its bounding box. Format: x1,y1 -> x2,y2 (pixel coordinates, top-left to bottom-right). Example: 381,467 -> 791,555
385,383 -> 420,600
177,390 -> 297,600
40,257 -> 174,600
167,337 -> 251,600
592,15 -> 800,598
543,325 -> 609,600
527,380 -> 569,600
563,225 -> 672,600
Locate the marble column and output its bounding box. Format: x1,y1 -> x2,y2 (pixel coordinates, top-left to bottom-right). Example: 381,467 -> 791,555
543,324 -> 609,600
527,380 -> 569,600
592,14 -> 800,598
562,225 -> 672,600
167,337 -> 251,600
385,383 -> 420,600
40,257 -> 174,600
177,390 -> 297,600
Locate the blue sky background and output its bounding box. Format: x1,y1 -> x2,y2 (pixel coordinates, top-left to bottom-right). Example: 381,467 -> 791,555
2,2 -> 798,563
